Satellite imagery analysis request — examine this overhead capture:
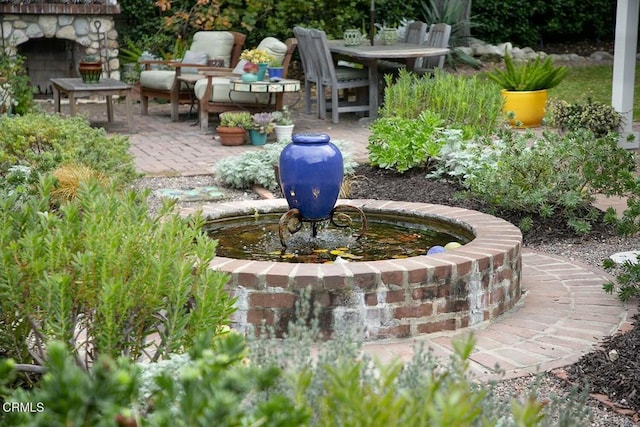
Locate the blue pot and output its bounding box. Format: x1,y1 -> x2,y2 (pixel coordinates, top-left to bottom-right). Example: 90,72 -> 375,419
249,129 -> 268,146
256,62 -> 268,81
279,133 -> 343,221
267,67 -> 284,79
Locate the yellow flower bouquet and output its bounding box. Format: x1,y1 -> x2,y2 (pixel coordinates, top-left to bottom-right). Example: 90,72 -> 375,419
240,48 -> 274,64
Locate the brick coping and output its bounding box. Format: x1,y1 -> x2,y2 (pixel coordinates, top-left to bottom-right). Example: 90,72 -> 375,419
183,199 -> 524,340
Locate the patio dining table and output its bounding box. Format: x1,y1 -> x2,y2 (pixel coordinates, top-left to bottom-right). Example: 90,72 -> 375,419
328,41 -> 449,119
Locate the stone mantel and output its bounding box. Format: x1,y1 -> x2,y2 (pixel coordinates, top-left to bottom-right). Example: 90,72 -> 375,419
0,4 -> 120,15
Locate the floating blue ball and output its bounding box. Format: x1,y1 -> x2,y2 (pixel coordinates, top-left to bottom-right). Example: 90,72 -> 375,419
427,245 -> 445,255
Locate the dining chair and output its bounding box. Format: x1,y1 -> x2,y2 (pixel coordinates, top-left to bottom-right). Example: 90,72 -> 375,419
402,21 -> 429,69
293,26 -> 320,115
308,28 -> 371,124
414,23 -> 452,75
377,21 -> 428,75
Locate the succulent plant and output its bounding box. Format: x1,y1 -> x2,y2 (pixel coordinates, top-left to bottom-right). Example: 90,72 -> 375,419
250,112 -> 275,134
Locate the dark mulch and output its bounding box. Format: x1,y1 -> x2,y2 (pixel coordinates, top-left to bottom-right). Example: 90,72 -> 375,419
565,314 -> 640,416
349,165 -> 617,245
349,164 -> 640,416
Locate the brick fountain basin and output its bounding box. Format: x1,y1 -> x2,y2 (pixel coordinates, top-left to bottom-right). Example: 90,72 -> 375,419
185,199 -> 523,340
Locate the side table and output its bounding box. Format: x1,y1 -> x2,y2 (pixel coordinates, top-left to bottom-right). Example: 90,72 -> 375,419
229,78 -> 301,111
177,73 -> 206,120
50,78 -> 135,133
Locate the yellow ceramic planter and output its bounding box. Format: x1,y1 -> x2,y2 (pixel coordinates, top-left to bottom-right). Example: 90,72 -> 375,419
501,89 -> 548,128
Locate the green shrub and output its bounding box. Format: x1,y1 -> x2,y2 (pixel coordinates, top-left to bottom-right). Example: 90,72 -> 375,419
0,52 -> 34,115
380,68 -> 504,136
0,295 -> 596,426
214,140 -> 358,191
367,110 -> 446,172
0,113 -> 139,186
602,255 -> 640,302
433,129 -> 636,234
547,98 -> 622,137
0,332 -> 309,426
0,178 -> 235,377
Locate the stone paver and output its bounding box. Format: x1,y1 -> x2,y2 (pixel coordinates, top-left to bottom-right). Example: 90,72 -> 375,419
38,97 -> 639,380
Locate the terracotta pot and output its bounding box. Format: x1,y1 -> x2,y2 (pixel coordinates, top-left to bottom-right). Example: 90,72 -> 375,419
501,89 -> 548,128
216,126 -> 246,146
79,61 -> 103,84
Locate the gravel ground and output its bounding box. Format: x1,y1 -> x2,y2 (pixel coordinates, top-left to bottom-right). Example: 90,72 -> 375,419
133,170 -> 640,426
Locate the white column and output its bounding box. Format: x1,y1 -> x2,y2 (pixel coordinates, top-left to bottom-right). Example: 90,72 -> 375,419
612,0 -> 640,148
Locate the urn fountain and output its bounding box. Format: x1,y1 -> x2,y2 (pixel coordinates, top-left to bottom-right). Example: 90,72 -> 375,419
277,133 -> 366,246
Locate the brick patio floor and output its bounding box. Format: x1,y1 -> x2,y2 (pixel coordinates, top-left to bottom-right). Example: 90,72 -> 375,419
38,96 -> 639,380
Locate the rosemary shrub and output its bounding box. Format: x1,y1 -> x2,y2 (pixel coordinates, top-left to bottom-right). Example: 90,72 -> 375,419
379,68 -> 503,137
0,177 -> 235,376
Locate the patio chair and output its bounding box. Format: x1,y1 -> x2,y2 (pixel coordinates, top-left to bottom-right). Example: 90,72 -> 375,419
294,26 -> 368,118
293,26 -> 320,115
378,21 -> 428,72
194,37 -> 297,132
414,23 -> 451,75
139,31 -> 246,121
308,28 -> 371,124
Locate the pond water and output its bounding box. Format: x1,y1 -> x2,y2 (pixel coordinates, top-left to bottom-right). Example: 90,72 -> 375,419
205,212 -> 473,263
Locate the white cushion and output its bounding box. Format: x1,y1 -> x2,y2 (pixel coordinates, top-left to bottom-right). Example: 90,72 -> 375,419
181,50 -> 208,74
232,59 -> 249,75
190,31 -> 235,67
141,31 -> 236,91
140,70 -> 177,90
194,76 -> 274,105
256,37 -> 287,65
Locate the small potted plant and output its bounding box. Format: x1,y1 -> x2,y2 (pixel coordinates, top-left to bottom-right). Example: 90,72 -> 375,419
240,48 -> 274,81
216,111 -> 252,146
249,112 -> 274,146
79,54 -> 103,83
272,106 -> 294,142
486,49 -> 569,128
266,58 -> 284,80
241,62 -> 260,82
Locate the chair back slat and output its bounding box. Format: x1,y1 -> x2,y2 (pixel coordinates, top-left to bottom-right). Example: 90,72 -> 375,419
403,21 -> 428,69
422,23 -> 451,70
293,26 -> 318,83
308,28 -> 338,86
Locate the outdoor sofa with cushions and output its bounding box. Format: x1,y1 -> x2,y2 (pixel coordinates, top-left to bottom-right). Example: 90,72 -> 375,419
194,37 -> 297,132
139,31 -> 246,121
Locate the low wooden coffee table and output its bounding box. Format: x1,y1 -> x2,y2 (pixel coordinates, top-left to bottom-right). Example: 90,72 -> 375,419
50,78 -> 135,133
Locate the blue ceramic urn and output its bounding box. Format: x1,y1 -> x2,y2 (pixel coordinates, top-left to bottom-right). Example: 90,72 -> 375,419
279,133 -> 343,221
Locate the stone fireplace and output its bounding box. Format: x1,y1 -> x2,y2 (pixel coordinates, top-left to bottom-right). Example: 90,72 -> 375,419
0,2 -> 121,94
